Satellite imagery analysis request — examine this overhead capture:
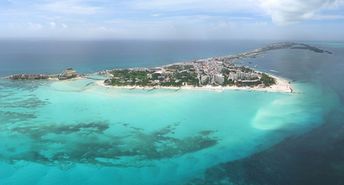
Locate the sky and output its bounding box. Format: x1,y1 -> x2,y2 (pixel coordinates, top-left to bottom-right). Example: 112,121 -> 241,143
0,0 -> 344,40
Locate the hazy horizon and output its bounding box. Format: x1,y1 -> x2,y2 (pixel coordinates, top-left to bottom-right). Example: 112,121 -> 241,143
0,38 -> 343,42
1,0 -> 344,40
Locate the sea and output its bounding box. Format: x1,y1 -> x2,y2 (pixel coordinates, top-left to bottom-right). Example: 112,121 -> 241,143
0,40 -> 343,185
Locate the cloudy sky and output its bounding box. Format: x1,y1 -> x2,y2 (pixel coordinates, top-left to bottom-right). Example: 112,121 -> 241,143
1,0 -> 344,40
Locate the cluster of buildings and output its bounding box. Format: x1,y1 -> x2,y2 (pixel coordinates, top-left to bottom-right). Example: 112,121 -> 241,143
105,55 -> 269,88
192,58 -> 262,86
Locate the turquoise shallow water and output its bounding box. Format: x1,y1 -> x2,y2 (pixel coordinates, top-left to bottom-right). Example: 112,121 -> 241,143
0,78 -> 339,185
1,40 -> 343,185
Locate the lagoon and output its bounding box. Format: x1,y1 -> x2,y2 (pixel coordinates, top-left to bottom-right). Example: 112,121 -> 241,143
0,77 -> 338,185
0,40 -> 343,185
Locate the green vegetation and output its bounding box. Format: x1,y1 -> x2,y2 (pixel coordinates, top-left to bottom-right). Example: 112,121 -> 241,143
112,70 -> 148,80
109,70 -> 152,86
174,71 -> 199,86
107,68 -> 199,87
240,66 -> 254,73
221,68 -> 230,74
261,73 -> 276,86
104,65 -> 276,88
223,78 -> 235,86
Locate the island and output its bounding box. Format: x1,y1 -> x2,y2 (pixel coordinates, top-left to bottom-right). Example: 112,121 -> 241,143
102,61 -> 277,89
6,42 -> 332,93
8,68 -> 79,81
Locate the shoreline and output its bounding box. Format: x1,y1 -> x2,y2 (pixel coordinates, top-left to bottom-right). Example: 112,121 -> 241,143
2,71 -> 293,93
94,74 -> 293,93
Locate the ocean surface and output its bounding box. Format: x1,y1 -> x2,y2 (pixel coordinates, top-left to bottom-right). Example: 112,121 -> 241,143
0,40 -> 343,185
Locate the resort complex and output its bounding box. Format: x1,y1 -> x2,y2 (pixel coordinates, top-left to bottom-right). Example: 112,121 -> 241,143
103,59 -> 275,88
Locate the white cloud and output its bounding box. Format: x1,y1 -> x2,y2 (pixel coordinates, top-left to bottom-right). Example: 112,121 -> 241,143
27,22 -> 43,30
132,0 -> 258,13
1,0 -> 344,39
61,23 -> 68,29
49,21 -> 56,29
312,14 -> 344,20
259,0 -> 344,25
39,0 -> 99,15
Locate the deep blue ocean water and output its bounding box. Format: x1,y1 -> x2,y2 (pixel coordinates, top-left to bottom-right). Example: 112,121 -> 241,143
0,40 -> 343,185
0,40 -> 272,76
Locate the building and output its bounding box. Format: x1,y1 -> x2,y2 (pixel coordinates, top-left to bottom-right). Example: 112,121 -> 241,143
58,68 -> 78,80
213,74 -> 224,85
